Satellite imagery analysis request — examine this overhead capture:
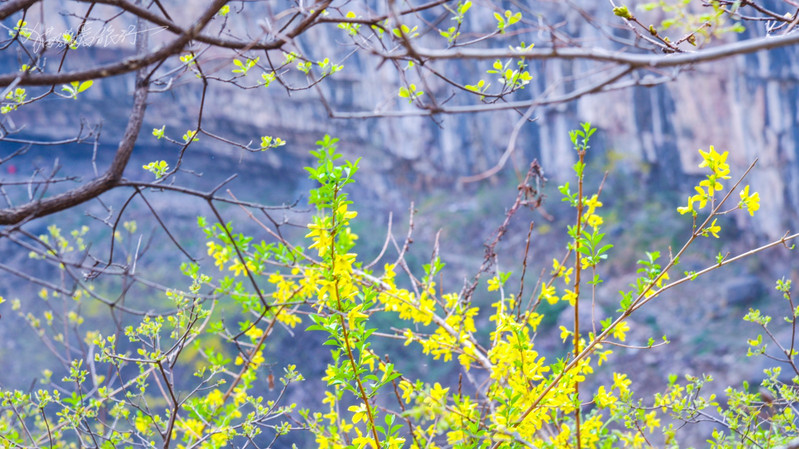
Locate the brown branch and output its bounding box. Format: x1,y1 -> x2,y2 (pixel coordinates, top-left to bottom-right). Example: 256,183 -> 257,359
391,31 -> 799,67
84,0 -> 437,50
0,0 -> 38,20
0,78 -> 148,224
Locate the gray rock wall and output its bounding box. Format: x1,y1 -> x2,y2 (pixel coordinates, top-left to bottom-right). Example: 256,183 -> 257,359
2,1 -> 798,239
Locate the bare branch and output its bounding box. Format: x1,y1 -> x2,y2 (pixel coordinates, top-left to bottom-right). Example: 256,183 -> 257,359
0,0 -> 38,20
392,31 -> 799,67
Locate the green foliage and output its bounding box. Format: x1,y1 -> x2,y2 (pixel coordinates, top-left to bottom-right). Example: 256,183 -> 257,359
398,84 -> 424,103
232,57 -> 259,75
142,160 -> 169,178
9,20 -> 31,39
61,80 -> 93,99
495,10 -> 522,34
259,135 -> 286,150
1,87 -> 26,113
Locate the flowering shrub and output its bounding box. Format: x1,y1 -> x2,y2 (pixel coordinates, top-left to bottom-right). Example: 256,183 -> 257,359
2,126 -> 798,449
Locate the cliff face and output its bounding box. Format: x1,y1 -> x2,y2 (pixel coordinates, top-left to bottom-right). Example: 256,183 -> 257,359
3,1 -> 798,240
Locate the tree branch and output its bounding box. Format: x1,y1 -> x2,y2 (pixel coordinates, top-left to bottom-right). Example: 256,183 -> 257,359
0,0 -> 38,20
0,79 -> 147,225
392,31 -> 799,67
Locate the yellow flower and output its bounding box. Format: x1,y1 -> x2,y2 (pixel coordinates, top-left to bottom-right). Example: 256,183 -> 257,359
612,320 -> 629,342
703,218 -> 721,238
347,304 -> 368,329
584,194 -> 603,211
586,213 -> 603,228
677,195 -> 695,215
655,271 -> 669,288
739,185 -> 760,216
245,325 -> 263,340
487,276 -> 501,292
336,203 -> 358,223
402,328 -> 414,346
552,258 -> 573,284
620,430 -> 646,448
699,178 -> 723,196
595,385 -> 617,409
348,404 -> 368,424
698,146 -> 730,178
429,382 -> 449,404
527,312 -> 543,331
644,410 -> 661,432
559,325 -> 573,343
539,284 -> 558,304
206,389 -> 224,407
305,217 -> 333,257
691,186 -> 709,209
613,372 -> 631,395
352,426 -> 375,449
398,379 -> 414,403
562,289 -> 577,306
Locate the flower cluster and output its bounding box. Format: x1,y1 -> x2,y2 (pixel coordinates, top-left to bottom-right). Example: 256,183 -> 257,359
677,146 -> 760,232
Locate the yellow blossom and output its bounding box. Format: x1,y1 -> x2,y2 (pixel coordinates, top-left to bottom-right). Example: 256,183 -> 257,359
559,326 -> 572,343
595,385 -> 617,409
348,404 -> 368,424
586,213 -> 603,228
584,194 -> 603,212
527,312 -> 544,331
352,426 -> 376,449
539,284 -> 558,304
206,389 -> 224,407
703,218 -> 721,238
655,271 -> 669,288
562,289 -> 577,306
644,410 -> 661,432
613,372 -> 631,395
677,195 -> 695,215
739,185 -> 760,216
612,320 -> 629,342
487,276 -> 501,291
552,258 -> 573,284
620,430 -> 646,448
347,304 -> 368,329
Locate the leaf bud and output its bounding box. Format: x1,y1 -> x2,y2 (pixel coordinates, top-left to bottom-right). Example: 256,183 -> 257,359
612,6 -> 633,20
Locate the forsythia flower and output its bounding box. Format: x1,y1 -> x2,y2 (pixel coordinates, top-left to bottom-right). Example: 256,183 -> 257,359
620,430 -> 646,448
206,389 -> 224,407
595,385 -> 617,409
552,258 -> 573,284
487,276 -> 501,291
613,372 -> 631,395
559,325 -> 572,343
676,195 -> 695,215
584,194 -> 603,211
612,320 -> 629,342
562,289 -> 577,306
586,213 -> 603,228
539,284 -> 558,304
702,218 -> 721,238
348,404 -> 368,424
644,410 -> 661,432
698,146 -> 730,179
678,146 -> 732,215
739,185 -> 760,216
